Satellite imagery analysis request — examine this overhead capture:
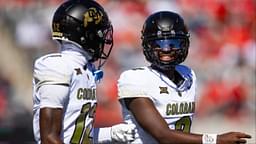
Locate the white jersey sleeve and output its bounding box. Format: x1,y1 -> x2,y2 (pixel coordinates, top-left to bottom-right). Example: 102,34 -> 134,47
33,54 -> 72,89
118,67 -> 152,100
38,84 -> 69,108
33,54 -> 72,108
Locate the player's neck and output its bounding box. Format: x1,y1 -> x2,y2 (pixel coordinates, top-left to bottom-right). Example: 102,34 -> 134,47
151,65 -> 184,86
151,65 -> 175,80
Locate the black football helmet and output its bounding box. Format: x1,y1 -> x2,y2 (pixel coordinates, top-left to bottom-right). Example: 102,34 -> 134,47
141,11 -> 190,70
52,0 -> 113,66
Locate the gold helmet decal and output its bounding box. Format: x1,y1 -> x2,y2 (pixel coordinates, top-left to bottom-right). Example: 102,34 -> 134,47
52,22 -> 63,37
84,7 -> 103,28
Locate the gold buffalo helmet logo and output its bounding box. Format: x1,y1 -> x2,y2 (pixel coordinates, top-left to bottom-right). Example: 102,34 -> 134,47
84,7 -> 103,28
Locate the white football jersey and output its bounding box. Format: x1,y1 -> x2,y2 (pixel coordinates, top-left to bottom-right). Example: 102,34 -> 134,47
118,65 -> 197,144
32,50 -> 97,144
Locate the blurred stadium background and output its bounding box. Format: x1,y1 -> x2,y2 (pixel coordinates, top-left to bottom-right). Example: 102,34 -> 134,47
0,0 -> 255,143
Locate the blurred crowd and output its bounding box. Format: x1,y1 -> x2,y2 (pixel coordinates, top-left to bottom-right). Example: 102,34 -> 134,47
0,0 -> 255,142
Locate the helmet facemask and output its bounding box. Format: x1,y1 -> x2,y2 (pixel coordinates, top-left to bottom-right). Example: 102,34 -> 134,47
143,37 -> 189,70
92,24 -> 113,69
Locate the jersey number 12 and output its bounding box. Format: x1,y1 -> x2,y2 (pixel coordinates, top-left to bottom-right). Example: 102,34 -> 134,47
70,102 -> 97,144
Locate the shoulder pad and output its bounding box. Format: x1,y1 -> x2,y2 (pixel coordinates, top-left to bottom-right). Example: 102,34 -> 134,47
33,53 -> 72,88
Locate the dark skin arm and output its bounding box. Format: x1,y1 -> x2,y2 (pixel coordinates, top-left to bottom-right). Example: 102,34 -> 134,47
126,97 -> 251,144
40,108 -> 63,144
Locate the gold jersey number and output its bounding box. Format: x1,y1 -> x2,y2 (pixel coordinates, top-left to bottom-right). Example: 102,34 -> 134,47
70,102 -> 97,144
175,116 -> 192,133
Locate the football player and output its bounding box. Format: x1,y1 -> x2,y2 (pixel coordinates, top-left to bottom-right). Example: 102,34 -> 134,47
116,11 -> 252,144
32,0 -> 134,144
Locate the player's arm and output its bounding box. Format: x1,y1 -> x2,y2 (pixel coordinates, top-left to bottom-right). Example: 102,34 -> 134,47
38,84 -> 69,144
126,97 -> 202,144
34,56 -> 71,144
125,97 -> 251,144
40,107 -> 63,144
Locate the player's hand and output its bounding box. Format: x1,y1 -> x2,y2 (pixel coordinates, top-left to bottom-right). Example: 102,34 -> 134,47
217,132 -> 251,144
111,123 -> 136,143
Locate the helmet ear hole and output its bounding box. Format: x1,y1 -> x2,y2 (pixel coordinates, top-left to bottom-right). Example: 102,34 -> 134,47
88,32 -> 96,41
80,37 -> 86,43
